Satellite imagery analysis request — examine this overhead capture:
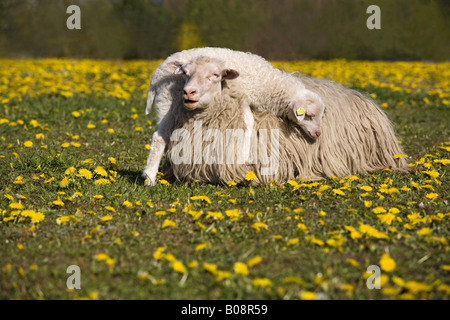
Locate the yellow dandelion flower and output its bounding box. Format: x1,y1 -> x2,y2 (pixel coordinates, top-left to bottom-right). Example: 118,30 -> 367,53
94,166 -> 108,177
52,200 -> 65,207
77,169 -> 93,179
426,193 -> 438,200
9,202 -> 24,210
380,254 -> 396,272
71,111 -> 81,118
65,167 -> 76,175
95,253 -> 109,262
234,262 -> 249,276
346,258 -> 359,268
87,123 -> 96,129
252,278 -> 272,288
287,238 -> 300,246
172,261 -> 186,274
195,243 -> 210,251
60,177 -> 69,188
23,141 -> 33,147
247,256 -> 262,268
203,262 -> 218,275
161,219 -> 176,229
300,291 -> 316,300
377,213 -> 396,225
123,201 -> 133,207
104,206 -> 116,213
372,206 -> 386,214
251,222 -> 268,231
100,215 -> 112,222
417,227 -> 432,236
360,185 -> 373,192
94,178 -> 110,185
190,195 -> 211,204
245,171 -> 257,181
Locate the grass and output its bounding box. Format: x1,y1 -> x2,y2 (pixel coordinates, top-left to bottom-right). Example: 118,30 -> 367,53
0,59 -> 449,300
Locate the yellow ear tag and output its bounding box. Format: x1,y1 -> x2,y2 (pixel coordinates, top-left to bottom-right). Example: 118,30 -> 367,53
296,107 -> 305,116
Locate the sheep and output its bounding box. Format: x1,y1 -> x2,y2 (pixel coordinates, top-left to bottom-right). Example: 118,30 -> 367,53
145,55 -> 255,185
143,47 -> 325,185
163,67 -> 411,186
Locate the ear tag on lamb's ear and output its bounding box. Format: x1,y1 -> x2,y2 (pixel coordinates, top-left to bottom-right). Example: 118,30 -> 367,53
296,107 -> 305,116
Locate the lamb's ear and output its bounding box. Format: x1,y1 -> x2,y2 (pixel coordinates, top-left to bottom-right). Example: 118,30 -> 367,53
293,101 -> 306,121
167,61 -> 185,75
222,68 -> 239,80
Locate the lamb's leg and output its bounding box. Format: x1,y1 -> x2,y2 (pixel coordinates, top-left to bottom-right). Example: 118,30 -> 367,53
142,114 -> 173,186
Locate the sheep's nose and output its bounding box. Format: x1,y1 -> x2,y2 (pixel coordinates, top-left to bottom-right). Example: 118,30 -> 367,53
314,130 -> 321,138
183,88 -> 197,98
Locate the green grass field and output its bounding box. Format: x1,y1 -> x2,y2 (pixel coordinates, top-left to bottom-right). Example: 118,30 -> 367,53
0,60 -> 449,300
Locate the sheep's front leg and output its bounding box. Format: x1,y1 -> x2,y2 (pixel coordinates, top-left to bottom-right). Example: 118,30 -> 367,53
142,114 -> 173,186
242,102 -> 255,163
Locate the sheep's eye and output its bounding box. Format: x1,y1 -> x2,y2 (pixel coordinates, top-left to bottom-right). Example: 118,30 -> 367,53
304,114 -> 313,120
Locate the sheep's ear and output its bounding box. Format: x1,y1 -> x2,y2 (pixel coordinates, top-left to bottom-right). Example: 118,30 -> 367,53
222,68 -> 239,80
167,61 -> 185,75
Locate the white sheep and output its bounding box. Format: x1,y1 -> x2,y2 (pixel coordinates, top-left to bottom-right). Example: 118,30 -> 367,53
143,47 -> 324,185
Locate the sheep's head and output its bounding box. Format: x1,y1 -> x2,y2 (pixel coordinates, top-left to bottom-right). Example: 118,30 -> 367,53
292,89 -> 325,139
168,56 -> 239,110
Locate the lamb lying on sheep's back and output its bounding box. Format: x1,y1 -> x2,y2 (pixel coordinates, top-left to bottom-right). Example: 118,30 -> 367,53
147,47 -> 324,139
143,47 -> 325,185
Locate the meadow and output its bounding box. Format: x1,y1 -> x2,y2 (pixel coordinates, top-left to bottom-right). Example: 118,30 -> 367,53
0,58 -> 449,300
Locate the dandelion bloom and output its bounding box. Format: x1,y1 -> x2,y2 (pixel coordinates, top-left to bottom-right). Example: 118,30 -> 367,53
372,206 -> 386,214
417,228 -> 432,237
426,193 -> 438,200
245,171 -> 257,181
161,219 -> 176,229
52,200 -> 65,207
380,254 -> 396,272
104,206 -> 116,213
23,141 -> 33,147
172,261 -> 186,274
195,243 -> 210,251
190,195 -> 211,204
251,222 -> 268,231
77,169 -> 93,179
252,278 -> 272,288
247,256 -> 262,268
234,262 -> 249,276
9,202 -> 24,210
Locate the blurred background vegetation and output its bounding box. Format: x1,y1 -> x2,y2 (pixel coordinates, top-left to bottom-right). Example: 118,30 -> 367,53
0,0 -> 448,61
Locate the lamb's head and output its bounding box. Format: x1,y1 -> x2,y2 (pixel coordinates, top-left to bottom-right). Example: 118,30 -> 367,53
291,89 -> 325,139
168,56 -> 240,110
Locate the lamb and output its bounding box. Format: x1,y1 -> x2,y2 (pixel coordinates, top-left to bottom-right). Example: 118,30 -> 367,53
143,47 -> 325,185
163,64 -> 411,185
